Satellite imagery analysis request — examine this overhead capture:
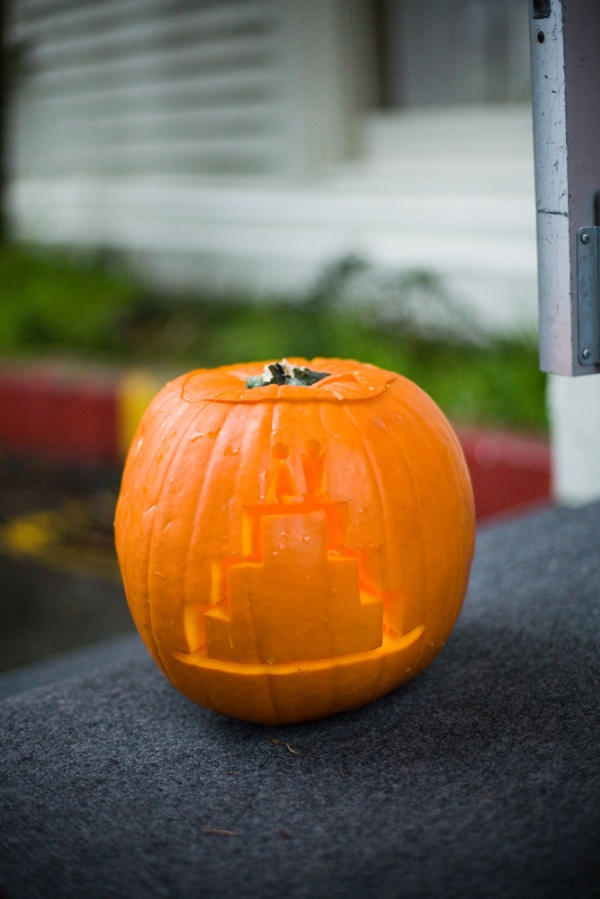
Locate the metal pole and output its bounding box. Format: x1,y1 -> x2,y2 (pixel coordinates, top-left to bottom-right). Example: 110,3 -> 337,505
529,0 -> 600,376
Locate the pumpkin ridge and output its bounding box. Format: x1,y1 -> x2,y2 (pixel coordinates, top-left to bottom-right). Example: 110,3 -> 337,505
222,400 -> 282,724
117,383 -> 197,668
382,389 -> 443,633
141,395 -> 208,675
384,382 -> 475,633
314,401 -> 347,716
179,402 -> 246,621
234,401 -> 279,672
260,652 -> 282,724
180,406 -> 225,609
340,400 -> 416,667
385,385 -> 475,558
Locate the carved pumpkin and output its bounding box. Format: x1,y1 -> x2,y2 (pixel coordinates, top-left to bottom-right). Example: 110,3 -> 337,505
115,358 -> 475,725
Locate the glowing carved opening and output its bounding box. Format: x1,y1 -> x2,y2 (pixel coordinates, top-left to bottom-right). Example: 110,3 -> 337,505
185,441 -> 387,663
204,509 -> 383,663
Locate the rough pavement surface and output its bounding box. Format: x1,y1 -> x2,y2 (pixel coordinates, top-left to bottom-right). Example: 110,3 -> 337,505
1,502 -> 599,899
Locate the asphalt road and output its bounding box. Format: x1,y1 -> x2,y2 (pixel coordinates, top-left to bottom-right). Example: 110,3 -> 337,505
0,454 -> 135,673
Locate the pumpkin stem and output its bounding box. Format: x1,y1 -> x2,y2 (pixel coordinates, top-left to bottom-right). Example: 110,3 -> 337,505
246,360 -> 330,389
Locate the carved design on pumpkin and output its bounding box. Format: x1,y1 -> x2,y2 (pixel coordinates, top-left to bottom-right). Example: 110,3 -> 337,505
203,508 -> 382,664
116,359 -> 475,723
182,440 -> 419,666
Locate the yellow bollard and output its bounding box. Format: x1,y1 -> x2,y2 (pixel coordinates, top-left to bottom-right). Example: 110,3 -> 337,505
116,369 -> 164,459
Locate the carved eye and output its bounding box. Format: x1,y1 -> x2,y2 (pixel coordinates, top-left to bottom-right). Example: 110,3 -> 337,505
115,359 -> 475,725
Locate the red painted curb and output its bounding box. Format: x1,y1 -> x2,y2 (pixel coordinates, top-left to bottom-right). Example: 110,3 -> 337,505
0,361 -> 552,522
0,360 -> 121,467
456,427 -> 551,523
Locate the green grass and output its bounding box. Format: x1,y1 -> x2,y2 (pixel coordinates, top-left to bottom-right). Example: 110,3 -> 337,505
0,245 -> 136,354
0,244 -> 548,433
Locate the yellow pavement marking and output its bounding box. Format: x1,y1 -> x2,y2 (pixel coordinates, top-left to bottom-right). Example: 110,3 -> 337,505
0,499 -> 120,578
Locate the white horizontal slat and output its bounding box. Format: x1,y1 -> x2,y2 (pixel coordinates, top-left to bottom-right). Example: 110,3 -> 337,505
11,0 -> 83,17
27,68 -> 280,104
92,103 -> 281,133
28,32 -> 276,77
10,137 -> 280,177
14,0 -> 274,40
24,14 -> 276,77
10,176 -> 536,261
54,136 -> 281,163
32,64 -> 280,104
87,124 -> 280,150
23,89 -> 282,135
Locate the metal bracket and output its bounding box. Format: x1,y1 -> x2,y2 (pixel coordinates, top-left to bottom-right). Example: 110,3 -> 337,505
577,227 -> 600,365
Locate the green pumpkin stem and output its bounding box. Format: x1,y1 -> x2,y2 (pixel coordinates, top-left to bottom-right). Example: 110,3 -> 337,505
246,360 -> 330,389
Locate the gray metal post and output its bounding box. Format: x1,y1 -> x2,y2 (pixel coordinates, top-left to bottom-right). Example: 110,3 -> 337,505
529,0 -> 600,376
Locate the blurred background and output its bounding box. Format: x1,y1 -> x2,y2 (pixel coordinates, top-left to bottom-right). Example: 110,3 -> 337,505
0,0 -> 547,424
0,0 -> 594,679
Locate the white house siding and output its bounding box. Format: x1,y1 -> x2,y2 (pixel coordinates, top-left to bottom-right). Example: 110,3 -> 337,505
6,0 -> 538,329
8,0 -> 289,178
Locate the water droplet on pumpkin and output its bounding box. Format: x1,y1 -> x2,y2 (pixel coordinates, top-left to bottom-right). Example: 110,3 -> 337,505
272,442 -> 289,459
224,446 -> 240,456
302,535 -> 310,543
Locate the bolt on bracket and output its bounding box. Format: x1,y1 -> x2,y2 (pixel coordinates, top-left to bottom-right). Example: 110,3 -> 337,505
577,227 -> 600,365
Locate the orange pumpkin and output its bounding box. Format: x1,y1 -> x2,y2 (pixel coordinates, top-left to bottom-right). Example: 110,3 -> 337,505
114,358 -> 475,725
